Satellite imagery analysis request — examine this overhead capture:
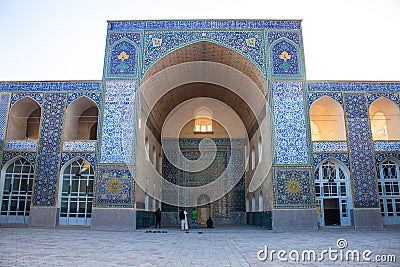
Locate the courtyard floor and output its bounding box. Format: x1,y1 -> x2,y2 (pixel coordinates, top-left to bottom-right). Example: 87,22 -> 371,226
0,225 -> 399,266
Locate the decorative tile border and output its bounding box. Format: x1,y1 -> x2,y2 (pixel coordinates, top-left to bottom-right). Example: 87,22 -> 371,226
63,141 -> 96,152
374,142 -> 400,152
312,141 -> 347,152
1,152 -> 36,167
312,153 -> 349,169
308,82 -> 400,93
308,92 -> 343,106
345,94 -> 379,208
61,152 -> 96,169
109,20 -> 301,31
0,94 -> 10,155
4,141 -> 37,151
11,93 -> 44,106
272,81 -> 308,164
100,81 -> 136,164
366,93 -> 400,107
0,81 -> 102,92
95,167 -> 133,207
143,30 -> 265,75
32,93 -> 66,206
274,169 -> 314,209
66,92 -> 101,107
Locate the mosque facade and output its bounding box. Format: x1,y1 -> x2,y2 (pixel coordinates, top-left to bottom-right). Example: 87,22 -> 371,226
0,20 -> 399,230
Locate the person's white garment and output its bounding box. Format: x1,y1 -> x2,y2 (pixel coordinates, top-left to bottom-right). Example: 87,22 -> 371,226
183,210 -> 189,230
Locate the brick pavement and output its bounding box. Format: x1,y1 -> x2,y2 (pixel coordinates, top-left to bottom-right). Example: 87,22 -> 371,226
0,225 -> 399,266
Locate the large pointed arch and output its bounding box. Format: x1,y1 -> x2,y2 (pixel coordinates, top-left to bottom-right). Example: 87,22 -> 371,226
310,96 -> 347,141
369,97 -> 400,140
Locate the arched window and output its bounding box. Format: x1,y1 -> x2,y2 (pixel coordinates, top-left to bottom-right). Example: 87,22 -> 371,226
258,136 -> 262,163
194,107 -> 213,133
258,191 -> 264,211
6,97 -> 41,140
0,157 -> 34,224
314,159 -> 352,226
310,97 -> 346,141
251,195 -> 256,212
64,97 -> 99,140
369,97 -> 400,140
251,146 -> 256,170
59,158 -> 94,226
145,137 -> 150,161
378,159 -> 400,224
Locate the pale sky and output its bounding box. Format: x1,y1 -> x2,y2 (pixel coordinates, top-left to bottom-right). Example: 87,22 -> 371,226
0,0 -> 399,81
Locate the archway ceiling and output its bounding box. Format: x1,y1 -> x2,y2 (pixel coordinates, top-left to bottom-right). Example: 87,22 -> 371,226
142,41 -> 266,92
149,82 -> 257,133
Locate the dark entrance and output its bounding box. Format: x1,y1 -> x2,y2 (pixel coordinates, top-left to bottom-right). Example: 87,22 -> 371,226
323,199 -> 340,226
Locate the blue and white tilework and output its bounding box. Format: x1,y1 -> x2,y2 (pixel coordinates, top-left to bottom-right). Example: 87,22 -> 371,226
375,152 -> 400,166
1,152 -> 36,167
374,142 -> 400,152
107,39 -> 139,77
143,31 -> 265,75
63,141 -> 96,151
61,152 -> 96,169
267,32 -> 300,46
270,39 -> 300,76
109,20 -> 301,31
312,153 -> 349,169
312,141 -> 347,153
66,92 -> 101,108
272,82 -> 308,164
11,93 -> 44,106
32,93 -> 66,206
0,94 -> 10,151
308,82 -> 400,93
96,168 -> 133,207
4,141 -> 37,151
100,81 -> 136,164
274,169 -> 313,208
366,93 -> 400,107
0,81 -> 101,92
308,92 -> 343,106
345,94 -> 379,208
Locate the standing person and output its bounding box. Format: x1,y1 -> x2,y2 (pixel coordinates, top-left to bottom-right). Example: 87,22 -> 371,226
155,208 -> 161,228
191,208 -> 198,229
183,209 -> 189,230
179,208 -> 185,230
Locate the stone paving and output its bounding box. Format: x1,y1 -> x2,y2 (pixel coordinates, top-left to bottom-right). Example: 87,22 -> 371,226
0,225 -> 399,266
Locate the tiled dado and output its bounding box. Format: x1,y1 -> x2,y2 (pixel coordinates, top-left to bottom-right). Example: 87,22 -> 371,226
374,141 -> 400,152
4,141 -> 37,151
312,141 -> 347,153
62,141 -> 96,151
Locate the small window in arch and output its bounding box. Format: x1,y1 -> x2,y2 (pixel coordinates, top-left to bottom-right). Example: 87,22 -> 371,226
194,107 -> 213,133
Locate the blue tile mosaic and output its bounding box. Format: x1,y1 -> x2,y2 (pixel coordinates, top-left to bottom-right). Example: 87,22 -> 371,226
375,152 -> 400,166
107,38 -> 140,77
96,168 -> 133,207
1,152 -> 36,167
4,141 -> 37,151
272,82 -> 308,164
0,81 -> 102,92
0,94 -> 10,154
66,92 -> 101,108
143,30 -> 265,75
274,169 -> 313,208
11,93 -> 44,106
100,81 -> 136,164
267,32 -> 300,46
312,153 -> 349,169
345,94 -> 379,208
308,92 -> 344,106
32,93 -> 66,207
374,142 -> 400,152
270,39 -> 300,76
109,20 -> 301,31
62,141 -> 96,151
308,82 -> 400,92
61,152 -> 96,169
312,141 -> 347,153
366,93 -> 400,107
